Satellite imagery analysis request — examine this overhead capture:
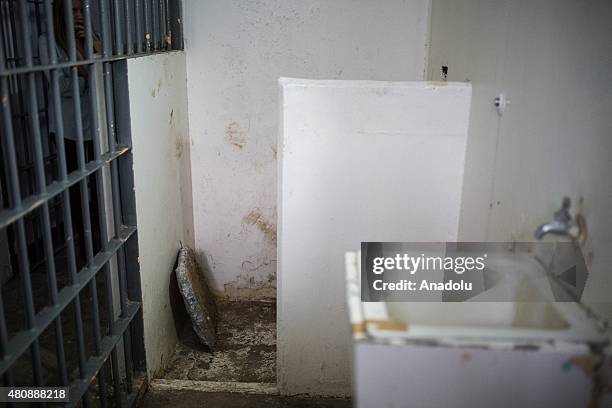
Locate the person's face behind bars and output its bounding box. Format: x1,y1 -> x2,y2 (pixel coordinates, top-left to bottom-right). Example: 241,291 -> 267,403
72,0 -> 85,41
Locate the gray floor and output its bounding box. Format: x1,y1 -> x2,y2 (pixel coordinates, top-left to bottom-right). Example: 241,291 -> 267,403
139,301 -> 353,407
161,301 -> 276,382
140,388 -> 352,408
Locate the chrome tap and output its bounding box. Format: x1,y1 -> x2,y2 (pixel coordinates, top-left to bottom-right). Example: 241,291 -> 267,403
534,197 -> 580,240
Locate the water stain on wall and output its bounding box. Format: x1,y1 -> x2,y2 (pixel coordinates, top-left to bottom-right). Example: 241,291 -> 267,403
222,272 -> 276,301
225,121 -> 247,149
175,132 -> 184,159
150,78 -> 163,97
243,209 -> 277,243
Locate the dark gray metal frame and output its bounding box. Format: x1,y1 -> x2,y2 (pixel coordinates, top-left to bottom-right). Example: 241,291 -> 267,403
0,0 -> 182,406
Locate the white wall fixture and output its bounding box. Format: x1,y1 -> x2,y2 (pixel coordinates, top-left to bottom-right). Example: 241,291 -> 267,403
127,52 -> 192,376
183,0 -> 432,298
494,92 -> 509,116
278,79 -> 472,396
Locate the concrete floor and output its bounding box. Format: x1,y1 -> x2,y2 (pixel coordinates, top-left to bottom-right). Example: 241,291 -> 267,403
142,301 -> 352,407
162,301 -> 276,382
139,388 -> 352,408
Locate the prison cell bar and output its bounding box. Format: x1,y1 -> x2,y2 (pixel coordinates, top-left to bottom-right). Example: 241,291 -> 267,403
0,38 -> 46,399
66,0 -> 114,403
2,0 -> 151,404
158,0 -> 165,49
106,0 -> 136,390
44,0 -> 91,404
98,0 -> 127,404
0,146 -> 130,229
124,0 -> 133,55
77,7 -> 109,400
134,0 -> 143,53
143,0 -> 151,51
18,0 -> 70,399
103,47 -> 136,402
0,0 -> 182,77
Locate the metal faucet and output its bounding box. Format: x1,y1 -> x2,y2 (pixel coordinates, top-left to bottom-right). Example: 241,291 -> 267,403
534,197 -> 579,240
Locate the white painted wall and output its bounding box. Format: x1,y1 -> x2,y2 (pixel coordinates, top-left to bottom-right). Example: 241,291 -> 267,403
279,79 -> 472,396
428,0 -> 612,318
183,0 -> 432,297
127,52 -> 192,376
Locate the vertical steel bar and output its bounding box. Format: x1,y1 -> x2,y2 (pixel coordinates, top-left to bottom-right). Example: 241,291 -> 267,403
64,0 -> 96,266
78,2 -> 113,405
124,0 -> 133,55
82,0 -> 94,58
112,0 -> 123,55
64,0 -> 95,263
65,1 -> 112,404
164,0 -> 170,49
143,0 -> 151,51
95,3 -> 123,401
18,0 -> 69,388
100,61 -> 123,407
106,63 -> 133,391
159,0 -> 166,49
63,0 -> 77,61
151,0 -> 158,50
112,62 -> 146,374
177,0 -> 183,49
99,0 -> 111,58
43,1 -> 91,404
159,0 -> 164,49
81,7 -> 117,406
134,0 -> 143,53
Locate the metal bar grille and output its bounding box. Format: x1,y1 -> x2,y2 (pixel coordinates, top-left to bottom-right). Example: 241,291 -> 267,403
0,0 -> 182,406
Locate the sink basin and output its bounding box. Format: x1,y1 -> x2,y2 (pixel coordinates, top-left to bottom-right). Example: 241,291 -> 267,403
385,302 -> 569,331
346,251 -> 607,345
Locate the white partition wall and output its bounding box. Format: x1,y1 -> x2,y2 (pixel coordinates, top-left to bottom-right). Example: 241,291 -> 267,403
127,52 -> 193,377
278,79 -> 472,396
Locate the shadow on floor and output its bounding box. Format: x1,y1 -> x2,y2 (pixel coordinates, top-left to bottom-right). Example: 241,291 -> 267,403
139,389 -> 352,408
